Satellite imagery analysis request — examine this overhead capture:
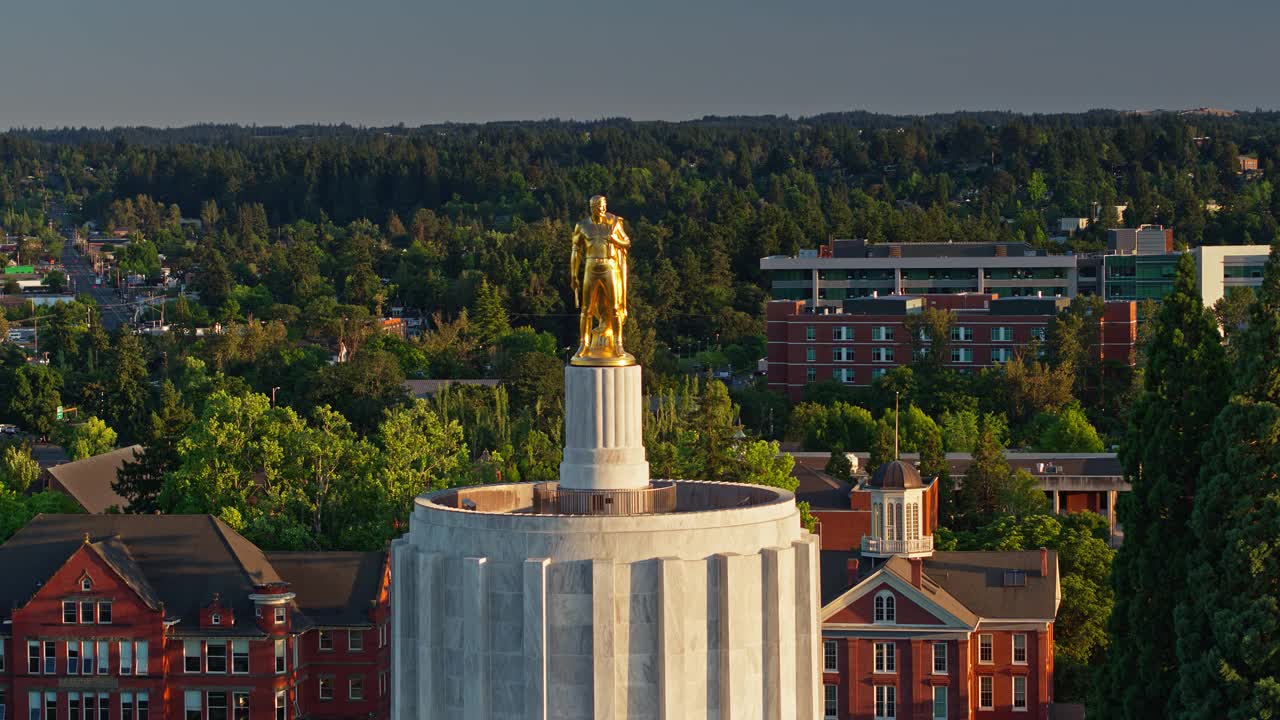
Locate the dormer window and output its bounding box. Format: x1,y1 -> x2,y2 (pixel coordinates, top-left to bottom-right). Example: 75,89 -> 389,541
874,590 -> 896,623
211,613 -> 221,626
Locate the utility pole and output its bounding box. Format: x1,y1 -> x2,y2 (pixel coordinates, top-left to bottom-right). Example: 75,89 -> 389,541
893,390 -> 900,461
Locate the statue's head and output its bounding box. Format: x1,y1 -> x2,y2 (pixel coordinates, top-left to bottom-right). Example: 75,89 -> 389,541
589,195 -> 607,219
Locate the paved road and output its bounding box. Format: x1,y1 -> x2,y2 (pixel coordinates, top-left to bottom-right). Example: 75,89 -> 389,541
61,240 -> 131,330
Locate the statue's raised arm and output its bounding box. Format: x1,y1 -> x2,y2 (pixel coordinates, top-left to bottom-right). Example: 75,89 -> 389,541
569,195 -> 635,367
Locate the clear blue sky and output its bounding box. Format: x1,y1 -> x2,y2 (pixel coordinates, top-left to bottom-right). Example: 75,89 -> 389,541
3,0 -> 1278,128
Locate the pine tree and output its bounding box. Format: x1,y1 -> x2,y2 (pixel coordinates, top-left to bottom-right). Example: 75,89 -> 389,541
115,381 -> 195,513
471,277 -> 511,348
104,331 -> 152,444
1094,252 -> 1228,719
1174,242 -> 1280,719
955,424 -> 1008,525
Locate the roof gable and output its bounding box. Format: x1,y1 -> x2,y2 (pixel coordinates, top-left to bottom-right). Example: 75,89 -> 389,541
822,557 -> 976,628
44,445 -> 142,513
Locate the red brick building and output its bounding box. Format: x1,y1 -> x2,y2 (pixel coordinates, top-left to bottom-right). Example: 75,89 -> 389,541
0,515 -> 390,720
816,461 -> 1061,719
766,294 -> 1137,401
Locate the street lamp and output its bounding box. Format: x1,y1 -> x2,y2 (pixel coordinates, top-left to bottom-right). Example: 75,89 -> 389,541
271,387 -> 281,408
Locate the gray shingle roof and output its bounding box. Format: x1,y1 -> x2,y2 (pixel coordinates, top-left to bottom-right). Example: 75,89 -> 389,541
43,445 -> 142,513
267,551 -> 386,626
0,515 -> 301,630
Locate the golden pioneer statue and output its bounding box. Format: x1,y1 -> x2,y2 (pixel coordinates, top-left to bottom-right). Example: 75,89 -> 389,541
570,195 -> 635,366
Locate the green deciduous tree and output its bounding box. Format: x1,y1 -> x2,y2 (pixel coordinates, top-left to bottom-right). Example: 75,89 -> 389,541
1037,406 -> 1105,452
0,444 -> 40,494
60,416 -> 118,460
1095,252 -> 1228,719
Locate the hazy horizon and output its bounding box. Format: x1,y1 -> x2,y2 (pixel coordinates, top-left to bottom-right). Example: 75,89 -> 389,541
4,0 -> 1278,129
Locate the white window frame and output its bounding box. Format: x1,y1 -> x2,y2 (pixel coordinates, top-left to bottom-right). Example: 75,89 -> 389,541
136,640 -> 149,675
274,691 -> 286,720
319,630 -> 333,651
205,641 -> 227,674
274,607 -> 286,625
1013,675 -> 1028,711
97,601 -> 112,624
823,640 -> 838,672
873,590 -> 896,624
96,640 -> 108,674
120,641 -> 134,675
1031,327 -> 1047,342
951,326 -> 973,342
232,640 -> 250,675
1012,633 -> 1027,664
184,639 -> 201,674
81,576 -> 93,592
805,325 -> 816,341
872,325 -> 895,342
348,676 -> 364,701
806,346 -> 817,363
62,600 -> 77,624
184,691 -> 201,720
872,346 -> 894,363
348,630 -> 364,652
932,642 -> 947,674
806,367 -> 817,382
834,368 -> 855,384
979,675 -> 994,710
874,641 -> 896,674
823,683 -> 839,720
833,346 -> 855,363
275,639 -> 287,674
874,685 -> 896,720
318,676 -> 334,701
950,347 -> 973,363
992,347 -> 1013,363
978,633 -> 993,664
833,325 -> 853,341
992,326 -> 1013,342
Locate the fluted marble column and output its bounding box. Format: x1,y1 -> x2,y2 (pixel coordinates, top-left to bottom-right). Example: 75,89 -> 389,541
560,365 -> 649,490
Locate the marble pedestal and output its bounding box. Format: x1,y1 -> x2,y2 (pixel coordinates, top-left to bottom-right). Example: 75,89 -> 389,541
559,364 -> 649,491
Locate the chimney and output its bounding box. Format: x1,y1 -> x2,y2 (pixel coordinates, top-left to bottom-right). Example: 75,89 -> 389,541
846,558 -> 860,587
1039,547 -> 1049,577
909,558 -> 923,588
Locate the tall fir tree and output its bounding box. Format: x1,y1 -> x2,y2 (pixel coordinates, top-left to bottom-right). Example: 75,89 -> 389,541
471,277 -> 511,349
1094,252 -> 1228,719
1174,242 -> 1280,719
103,331 -> 152,444
114,381 -> 195,513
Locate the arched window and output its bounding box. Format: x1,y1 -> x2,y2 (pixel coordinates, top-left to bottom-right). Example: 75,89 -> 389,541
80,576 -> 93,592
211,613 -> 221,626
874,590 -> 896,623
872,502 -> 883,538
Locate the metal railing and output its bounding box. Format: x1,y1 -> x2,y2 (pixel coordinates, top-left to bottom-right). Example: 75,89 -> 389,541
533,482 -> 677,516
861,536 -> 934,555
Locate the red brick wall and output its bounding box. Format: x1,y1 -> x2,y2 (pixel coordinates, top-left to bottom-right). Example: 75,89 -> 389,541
812,509 -> 870,552
826,582 -> 945,626
823,627 -> 1054,720
3,548 -> 393,720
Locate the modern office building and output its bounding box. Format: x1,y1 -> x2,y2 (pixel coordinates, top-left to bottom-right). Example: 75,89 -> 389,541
1102,243 -> 1271,304
766,294 -> 1137,398
762,236 -> 1271,309
762,240 -> 1079,307
0,515 -> 392,720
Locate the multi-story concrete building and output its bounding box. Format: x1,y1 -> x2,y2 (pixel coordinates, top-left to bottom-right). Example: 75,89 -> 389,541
1102,243 -> 1271,304
762,240 -> 1079,307
761,237 -> 1269,309
0,515 -> 391,720
766,294 -> 1137,398
816,461 -> 1060,720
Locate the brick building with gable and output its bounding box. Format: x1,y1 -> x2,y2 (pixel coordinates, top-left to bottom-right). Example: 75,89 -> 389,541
817,461 -> 1061,719
0,515 -> 390,720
